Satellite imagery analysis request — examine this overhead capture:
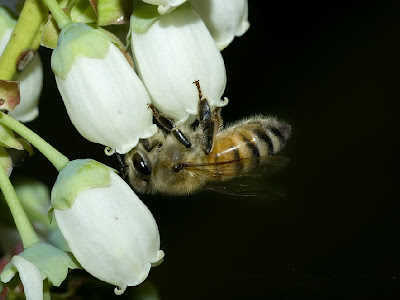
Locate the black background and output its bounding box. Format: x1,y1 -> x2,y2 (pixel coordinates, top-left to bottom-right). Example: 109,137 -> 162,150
11,1 -> 400,299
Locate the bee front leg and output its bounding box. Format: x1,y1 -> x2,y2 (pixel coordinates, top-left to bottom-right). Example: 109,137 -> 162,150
148,104 -> 192,148
116,153 -> 128,181
194,80 -> 220,155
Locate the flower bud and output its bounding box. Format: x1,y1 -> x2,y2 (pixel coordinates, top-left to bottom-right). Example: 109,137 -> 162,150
0,7 -> 43,123
50,159 -> 164,294
51,23 -> 157,154
189,0 -> 250,50
130,5 -> 228,124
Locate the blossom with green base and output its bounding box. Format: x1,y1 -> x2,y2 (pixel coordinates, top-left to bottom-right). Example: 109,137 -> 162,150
50,159 -> 164,295
51,22 -> 156,154
130,4 -> 228,125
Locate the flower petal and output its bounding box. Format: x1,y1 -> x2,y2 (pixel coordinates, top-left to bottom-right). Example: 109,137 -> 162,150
11,256 -> 43,300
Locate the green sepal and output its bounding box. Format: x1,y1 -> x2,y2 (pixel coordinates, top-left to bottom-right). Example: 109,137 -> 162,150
70,0 -> 97,24
0,80 -> 20,112
50,159 -> 111,210
130,0 -> 160,34
0,6 -> 17,39
0,124 -> 23,150
41,15 -> 60,49
97,0 -> 133,26
51,23 -> 110,79
0,243 -> 81,287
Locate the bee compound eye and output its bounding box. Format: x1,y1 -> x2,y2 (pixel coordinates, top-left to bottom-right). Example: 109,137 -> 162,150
132,152 -> 151,178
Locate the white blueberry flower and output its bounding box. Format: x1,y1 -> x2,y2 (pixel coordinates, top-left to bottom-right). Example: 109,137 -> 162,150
50,159 -> 164,295
0,6 -> 43,122
189,0 -> 250,50
51,22 -> 157,154
130,5 -> 228,125
142,0 -> 187,14
8,54 -> 43,122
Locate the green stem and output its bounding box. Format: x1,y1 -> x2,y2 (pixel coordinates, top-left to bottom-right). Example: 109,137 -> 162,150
0,0 -> 48,80
0,112 -> 69,171
43,0 -> 71,30
43,279 -> 51,300
0,162 -> 40,249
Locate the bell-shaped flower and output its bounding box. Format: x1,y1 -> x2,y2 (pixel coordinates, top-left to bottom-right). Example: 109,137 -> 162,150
8,54 -> 43,122
50,159 -> 164,295
130,4 -> 228,125
51,22 -> 157,154
142,0 -> 187,15
189,0 -> 250,50
0,7 -> 43,123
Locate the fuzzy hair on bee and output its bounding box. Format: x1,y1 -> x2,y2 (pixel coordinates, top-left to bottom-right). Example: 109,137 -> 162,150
123,113 -> 291,196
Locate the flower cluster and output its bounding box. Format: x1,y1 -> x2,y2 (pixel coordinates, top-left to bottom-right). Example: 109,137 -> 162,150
0,0 -> 250,298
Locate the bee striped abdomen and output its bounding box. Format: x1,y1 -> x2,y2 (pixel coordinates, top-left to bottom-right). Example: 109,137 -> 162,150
206,116 -> 291,180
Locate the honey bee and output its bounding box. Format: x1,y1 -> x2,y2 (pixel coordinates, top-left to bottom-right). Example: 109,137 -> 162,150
123,115 -> 290,195
122,81 -> 291,196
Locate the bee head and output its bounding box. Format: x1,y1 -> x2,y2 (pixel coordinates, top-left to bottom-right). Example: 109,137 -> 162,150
125,148 -> 154,194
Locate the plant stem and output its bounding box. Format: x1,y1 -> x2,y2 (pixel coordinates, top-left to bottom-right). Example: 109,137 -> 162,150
0,0 -> 48,80
43,279 -> 51,300
0,112 -> 69,172
0,163 -> 40,249
43,0 -> 71,30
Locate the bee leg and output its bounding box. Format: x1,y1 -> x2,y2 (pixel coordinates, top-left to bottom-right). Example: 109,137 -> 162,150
194,80 -> 219,155
148,104 -> 191,148
115,153 -> 128,181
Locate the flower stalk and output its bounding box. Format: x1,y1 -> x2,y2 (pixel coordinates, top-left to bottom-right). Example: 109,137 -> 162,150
0,112 -> 69,171
0,162 -> 40,249
0,0 -> 47,80
43,0 -> 72,30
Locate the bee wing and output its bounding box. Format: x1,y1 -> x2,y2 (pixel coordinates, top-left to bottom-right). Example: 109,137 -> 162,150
205,156 -> 289,198
183,155 -> 289,178
205,183 -> 286,199
182,156 -> 289,198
